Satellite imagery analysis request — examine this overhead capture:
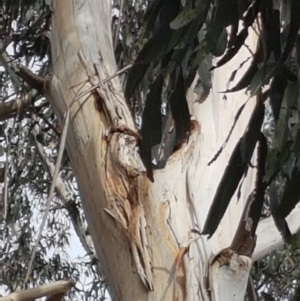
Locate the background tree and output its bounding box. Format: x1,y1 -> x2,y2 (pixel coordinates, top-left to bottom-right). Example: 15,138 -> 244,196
1,0 -> 300,301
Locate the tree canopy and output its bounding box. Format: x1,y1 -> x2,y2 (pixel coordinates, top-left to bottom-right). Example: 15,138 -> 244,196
1,0 -> 300,300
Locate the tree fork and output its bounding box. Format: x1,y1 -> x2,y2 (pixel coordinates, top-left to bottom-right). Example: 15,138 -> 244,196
42,1 -> 300,301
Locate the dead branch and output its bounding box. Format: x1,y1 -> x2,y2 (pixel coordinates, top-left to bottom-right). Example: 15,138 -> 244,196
0,47 -> 46,91
25,112 -> 70,283
0,90 -> 38,121
0,279 -> 74,301
16,66 -> 46,91
32,125 -> 96,258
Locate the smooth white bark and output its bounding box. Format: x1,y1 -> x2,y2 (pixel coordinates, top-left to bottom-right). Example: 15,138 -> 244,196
254,204 -> 300,261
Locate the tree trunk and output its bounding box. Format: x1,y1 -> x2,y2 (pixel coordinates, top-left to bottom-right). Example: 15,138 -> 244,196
45,1 -> 300,300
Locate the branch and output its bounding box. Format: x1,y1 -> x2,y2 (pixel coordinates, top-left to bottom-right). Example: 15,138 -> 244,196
254,203 -> 300,261
25,113 -> 70,283
32,126 -> 96,258
0,46 -> 46,91
0,90 -> 38,121
16,66 -> 46,91
0,279 -> 74,301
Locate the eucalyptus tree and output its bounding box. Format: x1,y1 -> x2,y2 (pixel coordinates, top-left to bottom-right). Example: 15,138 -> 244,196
1,1 -> 300,301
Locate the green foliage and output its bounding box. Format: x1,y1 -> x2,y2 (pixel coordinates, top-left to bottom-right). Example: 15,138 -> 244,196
252,244 -> 300,301
126,0 -> 300,299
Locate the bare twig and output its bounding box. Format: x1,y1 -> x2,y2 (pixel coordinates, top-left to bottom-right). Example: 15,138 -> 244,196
24,111 -> 70,284
73,63 -> 132,102
32,126 -> 96,257
103,63 -> 132,84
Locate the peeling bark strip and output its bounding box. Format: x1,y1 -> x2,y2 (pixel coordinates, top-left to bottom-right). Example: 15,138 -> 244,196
80,50 -> 155,289
46,1 -> 154,298
103,131 -> 154,290
76,54 -> 155,290
78,51 -> 135,131
77,43 -> 155,290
